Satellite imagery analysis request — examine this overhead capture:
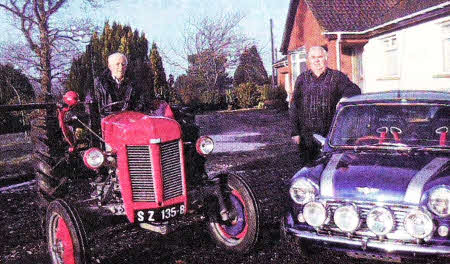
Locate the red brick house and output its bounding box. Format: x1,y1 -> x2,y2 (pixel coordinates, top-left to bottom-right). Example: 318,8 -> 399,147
278,0 -> 449,100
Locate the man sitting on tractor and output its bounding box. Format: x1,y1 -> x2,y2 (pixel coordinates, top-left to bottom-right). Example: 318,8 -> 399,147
85,52 -> 146,133
84,52 -> 173,138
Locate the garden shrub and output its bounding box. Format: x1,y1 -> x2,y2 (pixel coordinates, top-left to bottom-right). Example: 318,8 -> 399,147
236,82 -> 259,109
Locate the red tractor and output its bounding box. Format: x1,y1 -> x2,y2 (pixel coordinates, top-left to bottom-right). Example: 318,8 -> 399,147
31,91 -> 260,264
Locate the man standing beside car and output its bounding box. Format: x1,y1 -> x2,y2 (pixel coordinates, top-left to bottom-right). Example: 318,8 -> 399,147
290,46 -> 361,165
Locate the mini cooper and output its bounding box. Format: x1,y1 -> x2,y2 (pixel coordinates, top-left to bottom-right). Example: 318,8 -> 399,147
281,91 -> 449,263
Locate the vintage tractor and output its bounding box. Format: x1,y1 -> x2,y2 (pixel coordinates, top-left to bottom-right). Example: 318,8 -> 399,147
31,91 -> 260,264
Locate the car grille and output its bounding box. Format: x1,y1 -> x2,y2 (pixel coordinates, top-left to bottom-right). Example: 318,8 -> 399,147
320,200 -> 418,241
126,141 -> 184,202
160,140 -> 184,200
127,145 -> 155,202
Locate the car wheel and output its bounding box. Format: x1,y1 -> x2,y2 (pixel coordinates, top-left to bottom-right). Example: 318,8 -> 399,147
207,173 -> 260,253
46,199 -> 88,264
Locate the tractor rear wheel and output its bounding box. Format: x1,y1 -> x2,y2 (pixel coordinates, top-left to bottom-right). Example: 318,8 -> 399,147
30,108 -> 68,202
30,108 -> 69,233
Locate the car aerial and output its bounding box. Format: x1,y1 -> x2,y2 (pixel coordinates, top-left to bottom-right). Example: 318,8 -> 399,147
281,90 -> 449,263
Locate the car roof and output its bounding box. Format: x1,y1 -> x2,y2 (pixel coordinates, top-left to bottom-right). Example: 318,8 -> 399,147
340,90 -> 450,105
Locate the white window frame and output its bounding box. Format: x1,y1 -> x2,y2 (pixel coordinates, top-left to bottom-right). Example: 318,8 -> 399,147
379,34 -> 399,78
290,47 -> 307,86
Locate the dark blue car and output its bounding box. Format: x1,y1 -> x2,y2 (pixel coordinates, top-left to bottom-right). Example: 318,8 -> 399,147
281,91 -> 449,263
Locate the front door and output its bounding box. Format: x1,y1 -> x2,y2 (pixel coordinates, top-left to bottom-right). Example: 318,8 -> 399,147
352,47 -> 365,90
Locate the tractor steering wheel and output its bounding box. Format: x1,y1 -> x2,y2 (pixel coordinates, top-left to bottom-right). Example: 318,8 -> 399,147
99,100 -> 126,115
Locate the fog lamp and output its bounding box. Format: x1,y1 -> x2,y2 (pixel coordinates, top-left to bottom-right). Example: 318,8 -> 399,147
297,213 -> 305,223
404,210 -> 434,239
334,205 -> 360,233
83,148 -> 104,170
366,207 -> 394,236
303,202 -> 327,227
196,136 -> 214,156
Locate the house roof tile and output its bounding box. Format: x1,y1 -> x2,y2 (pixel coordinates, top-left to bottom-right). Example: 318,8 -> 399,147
280,0 -> 450,54
307,0 -> 449,32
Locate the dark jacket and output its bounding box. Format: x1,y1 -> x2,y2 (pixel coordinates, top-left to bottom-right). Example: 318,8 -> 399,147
290,68 -> 361,139
85,69 -> 148,135
85,69 -> 146,116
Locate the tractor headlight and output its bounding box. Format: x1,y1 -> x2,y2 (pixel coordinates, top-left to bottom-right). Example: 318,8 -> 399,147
83,148 -> 105,170
366,207 -> 394,236
428,186 -> 450,217
289,177 -> 317,205
196,136 -> 214,156
404,210 -> 434,239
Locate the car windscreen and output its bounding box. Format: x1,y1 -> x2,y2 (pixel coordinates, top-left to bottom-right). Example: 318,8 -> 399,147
329,103 -> 449,148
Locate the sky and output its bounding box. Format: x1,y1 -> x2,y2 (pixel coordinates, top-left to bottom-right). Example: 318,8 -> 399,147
0,0 -> 290,77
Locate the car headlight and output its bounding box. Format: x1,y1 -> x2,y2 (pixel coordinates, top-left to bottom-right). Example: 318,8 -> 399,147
428,186 -> 450,217
83,148 -> 105,170
404,210 -> 434,239
366,207 -> 394,236
289,177 -> 317,205
334,205 -> 360,233
303,202 -> 327,227
196,136 -> 214,156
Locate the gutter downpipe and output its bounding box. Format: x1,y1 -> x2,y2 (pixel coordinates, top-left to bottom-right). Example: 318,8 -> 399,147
336,33 -> 342,71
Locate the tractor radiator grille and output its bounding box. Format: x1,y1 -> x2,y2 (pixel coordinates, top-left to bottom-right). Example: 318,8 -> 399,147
160,140 -> 184,200
126,145 -> 155,202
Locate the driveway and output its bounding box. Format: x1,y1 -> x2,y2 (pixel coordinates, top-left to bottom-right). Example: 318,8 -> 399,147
0,109 -> 396,264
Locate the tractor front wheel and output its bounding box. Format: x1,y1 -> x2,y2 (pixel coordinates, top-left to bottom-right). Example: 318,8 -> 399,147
207,173 -> 260,253
46,199 -> 88,264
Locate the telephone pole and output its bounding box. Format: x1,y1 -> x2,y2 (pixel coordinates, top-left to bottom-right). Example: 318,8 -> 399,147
270,19 -> 276,89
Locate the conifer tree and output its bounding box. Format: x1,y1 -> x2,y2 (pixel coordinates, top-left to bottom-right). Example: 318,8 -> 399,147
150,43 -> 168,100
66,22 -> 154,101
233,45 -> 269,87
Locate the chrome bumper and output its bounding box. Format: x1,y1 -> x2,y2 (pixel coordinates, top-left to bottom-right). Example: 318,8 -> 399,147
288,228 -> 450,255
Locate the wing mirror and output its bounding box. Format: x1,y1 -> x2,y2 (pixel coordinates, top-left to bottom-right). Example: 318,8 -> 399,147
63,91 -> 80,107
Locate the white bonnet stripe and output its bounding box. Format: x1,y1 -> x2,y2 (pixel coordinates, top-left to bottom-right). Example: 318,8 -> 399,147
404,157 -> 449,204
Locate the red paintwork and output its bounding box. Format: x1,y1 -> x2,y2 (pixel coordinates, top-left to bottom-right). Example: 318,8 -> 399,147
163,104 -> 175,119
57,106 -> 76,152
56,217 -> 75,264
101,111 -> 187,223
63,91 -> 79,107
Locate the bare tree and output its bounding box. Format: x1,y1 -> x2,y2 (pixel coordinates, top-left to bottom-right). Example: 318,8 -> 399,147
168,12 -> 255,91
0,0 -> 103,99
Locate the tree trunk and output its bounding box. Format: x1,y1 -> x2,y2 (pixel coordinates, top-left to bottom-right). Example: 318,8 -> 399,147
37,0 -> 52,99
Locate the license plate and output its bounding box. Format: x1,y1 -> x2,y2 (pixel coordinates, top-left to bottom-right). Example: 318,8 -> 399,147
135,204 -> 185,222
